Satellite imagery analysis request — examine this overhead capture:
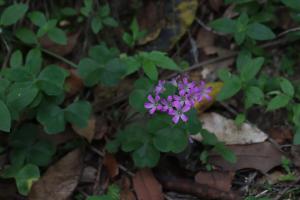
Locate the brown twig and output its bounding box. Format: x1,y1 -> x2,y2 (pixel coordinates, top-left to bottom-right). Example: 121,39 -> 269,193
273,176 -> 300,200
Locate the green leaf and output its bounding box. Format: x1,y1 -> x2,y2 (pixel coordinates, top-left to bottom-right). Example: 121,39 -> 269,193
123,56 -> 141,75
25,48 -> 42,75
129,89 -> 147,113
15,164 -> 40,196
153,128 -> 188,153
122,32 -> 134,47
240,57 -> 264,81
209,18 -> 236,34
60,7 -> 77,16
7,86 -> 39,119
0,4 -> 28,26
293,128 -> 300,145
28,11 -> 47,27
99,58 -> 126,86
267,94 -> 290,111
0,100 -> 11,132
247,23 -> 276,40
142,60 -> 158,80
99,4 -> 110,17
217,75 -> 242,101
145,51 -> 180,71
200,129 -> 218,145
78,58 -> 103,86
88,44 -> 119,64
10,50 -> 23,68
132,142 -> 160,168
214,143 -> 236,163
280,78 -> 294,97
235,113 -> 246,126
234,13 -> 249,44
293,104 -> 300,126
281,0 -> 300,11
91,17 -> 103,34
65,101 -> 92,128
37,65 -> 69,96
236,50 -> 252,73
103,17 -> 118,27
37,103 -> 65,134
245,86 -> 264,109
133,77 -> 154,91
120,124 -> 147,152
4,67 -> 33,82
36,19 -> 57,37
15,28 -> 38,44
217,68 -> 231,81
80,0 -> 93,16
47,28 -> 67,45
27,140 -> 56,166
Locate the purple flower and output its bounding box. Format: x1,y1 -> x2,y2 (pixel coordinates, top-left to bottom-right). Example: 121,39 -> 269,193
161,96 -> 174,114
144,95 -> 162,114
169,101 -> 190,123
173,93 -> 192,107
196,81 -> 212,101
155,80 -> 166,94
178,77 -> 195,96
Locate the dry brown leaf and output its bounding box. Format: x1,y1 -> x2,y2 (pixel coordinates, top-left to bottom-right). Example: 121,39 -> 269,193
195,171 -> 234,192
120,176 -> 136,200
209,142 -> 282,173
81,166 -> 97,183
192,112 -> 268,145
103,153 -> 119,178
196,29 -> 215,50
29,149 -> 83,200
133,169 -> 164,200
268,127 -> 292,144
72,117 -> 96,143
65,69 -> 84,97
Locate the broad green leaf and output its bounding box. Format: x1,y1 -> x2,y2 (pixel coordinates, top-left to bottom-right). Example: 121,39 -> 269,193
235,113 -> 246,126
47,28 -> 67,45
241,57 -> 264,81
15,28 -> 38,44
10,50 -> 23,68
78,58 -> 103,86
15,164 -> 40,195
281,0 -> 300,11
129,89 -> 147,113
37,65 -> 69,96
0,100 -> 11,132
234,13 -> 249,44
245,86 -> 264,109
28,11 -> 47,27
103,17 -> 118,27
209,18 -> 236,34
25,48 -> 42,75
100,58 -> 126,86
80,0 -> 93,16
132,142 -> 160,168
122,32 -> 134,47
236,50 -> 252,73
123,56 -> 141,75
142,60 -> 157,80
36,19 -> 57,37
7,86 -> 39,119
145,51 -> 180,71
292,104 -> 300,126
133,77 -> 154,91
27,140 -> 56,166
247,23 -> 276,40
217,75 -> 242,101
267,94 -> 290,111
200,129 -> 218,145
65,101 -> 92,128
91,16 -> 103,34
153,128 -> 188,153
99,4 -> 110,17
37,103 -> 65,134
120,124 -> 147,152
88,44 -> 119,64
4,67 -> 33,82
280,78 -> 294,97
0,4 -> 28,26
217,68 -> 231,81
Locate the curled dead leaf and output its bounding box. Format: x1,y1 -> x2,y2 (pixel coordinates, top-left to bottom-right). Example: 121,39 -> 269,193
133,169 -> 164,200
103,153 -> 119,178
29,148 -> 83,200
192,112 -> 268,145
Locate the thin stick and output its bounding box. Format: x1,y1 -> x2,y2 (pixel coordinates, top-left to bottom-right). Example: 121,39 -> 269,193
41,48 -> 79,68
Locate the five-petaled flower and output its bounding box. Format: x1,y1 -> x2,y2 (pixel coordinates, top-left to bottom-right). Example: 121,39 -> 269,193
144,95 -> 162,114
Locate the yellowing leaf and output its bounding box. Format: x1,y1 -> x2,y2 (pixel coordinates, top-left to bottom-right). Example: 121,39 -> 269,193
176,0 -> 198,28
194,82 -> 223,113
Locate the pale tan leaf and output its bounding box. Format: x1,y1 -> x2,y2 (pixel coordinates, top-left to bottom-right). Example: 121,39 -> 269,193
195,171 -> 234,192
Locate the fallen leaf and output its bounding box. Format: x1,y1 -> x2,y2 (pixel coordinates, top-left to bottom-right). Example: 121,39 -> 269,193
192,112 -> 268,145
133,169 -> 164,200
209,142 -> 283,173
195,171 -> 234,192
29,148 -> 83,200
257,171 -> 285,185
268,127 -> 292,144
120,176 -> 136,200
65,69 -> 85,97
72,116 -> 95,143
103,153 -> 119,178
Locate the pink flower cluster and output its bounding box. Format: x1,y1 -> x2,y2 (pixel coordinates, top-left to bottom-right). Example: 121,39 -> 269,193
144,76 -> 212,124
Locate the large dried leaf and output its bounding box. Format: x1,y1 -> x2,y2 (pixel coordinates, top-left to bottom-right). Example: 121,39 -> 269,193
29,148 -> 83,200
193,112 -> 268,145
209,142 -> 282,173
103,153 -> 119,178
195,171 -> 234,192
133,169 -> 164,200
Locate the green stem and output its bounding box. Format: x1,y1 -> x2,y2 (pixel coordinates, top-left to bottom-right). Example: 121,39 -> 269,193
41,48 -> 78,68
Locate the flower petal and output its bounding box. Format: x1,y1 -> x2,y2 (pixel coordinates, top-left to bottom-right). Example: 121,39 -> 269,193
181,114 -> 188,122
144,102 -> 153,109
172,115 -> 180,124
149,107 -> 156,114
172,101 -> 181,110
148,95 -> 155,103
